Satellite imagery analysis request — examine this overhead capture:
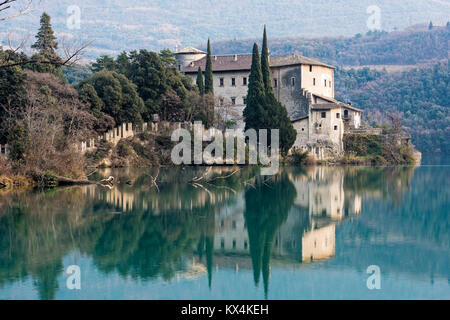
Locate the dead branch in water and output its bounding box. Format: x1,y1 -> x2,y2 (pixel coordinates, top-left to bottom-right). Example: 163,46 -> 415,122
56,175 -> 114,188
189,167 -> 240,184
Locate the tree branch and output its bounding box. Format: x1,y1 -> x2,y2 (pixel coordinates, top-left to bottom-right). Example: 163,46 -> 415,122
0,0 -> 34,22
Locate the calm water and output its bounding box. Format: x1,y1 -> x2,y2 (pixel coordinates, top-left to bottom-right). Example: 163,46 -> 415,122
0,165 -> 448,300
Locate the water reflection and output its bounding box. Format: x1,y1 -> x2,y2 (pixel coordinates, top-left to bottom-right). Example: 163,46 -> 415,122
0,165 -> 448,300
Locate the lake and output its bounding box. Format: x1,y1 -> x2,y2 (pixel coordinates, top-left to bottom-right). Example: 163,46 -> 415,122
0,165 -> 449,300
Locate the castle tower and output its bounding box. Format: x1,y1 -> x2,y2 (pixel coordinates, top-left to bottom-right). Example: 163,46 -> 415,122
174,47 -> 206,72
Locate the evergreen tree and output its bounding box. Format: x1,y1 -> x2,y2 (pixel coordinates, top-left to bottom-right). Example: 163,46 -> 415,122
159,49 -> 177,69
79,83 -> 104,118
204,39 -> 214,94
79,70 -> 144,124
243,43 -> 267,131
31,13 -> 59,60
268,95 -> 297,155
31,13 -> 63,77
115,51 -> 130,75
0,50 -> 27,143
260,28 -> 297,155
92,55 -> 117,73
196,67 -> 204,95
261,25 -> 272,94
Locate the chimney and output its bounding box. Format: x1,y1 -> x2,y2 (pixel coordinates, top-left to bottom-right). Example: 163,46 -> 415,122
233,54 -> 238,61
214,56 -> 217,61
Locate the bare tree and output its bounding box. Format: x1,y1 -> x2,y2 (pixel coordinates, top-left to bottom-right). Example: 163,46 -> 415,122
0,0 -> 34,22
387,113 -> 403,133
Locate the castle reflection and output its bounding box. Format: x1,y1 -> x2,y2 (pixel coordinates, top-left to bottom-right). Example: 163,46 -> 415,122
0,165 -> 430,300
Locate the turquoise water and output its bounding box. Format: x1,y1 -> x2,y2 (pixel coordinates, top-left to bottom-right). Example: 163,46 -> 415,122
0,166 -> 448,300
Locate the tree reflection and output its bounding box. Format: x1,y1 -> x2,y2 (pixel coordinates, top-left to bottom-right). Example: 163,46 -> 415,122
243,172 -> 297,298
2,165 -> 444,301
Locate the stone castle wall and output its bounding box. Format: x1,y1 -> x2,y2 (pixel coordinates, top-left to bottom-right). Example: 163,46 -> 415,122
76,121 -> 202,155
0,144 -> 8,157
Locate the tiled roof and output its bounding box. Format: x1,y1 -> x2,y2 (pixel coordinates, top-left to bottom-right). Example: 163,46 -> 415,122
176,47 -> 206,54
270,55 -> 335,69
312,93 -> 363,112
311,103 -> 341,110
182,53 -> 334,73
182,54 -> 253,73
291,115 -> 309,122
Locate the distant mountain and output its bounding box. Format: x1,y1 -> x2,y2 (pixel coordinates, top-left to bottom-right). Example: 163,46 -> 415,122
210,26 -> 449,67
1,0 -> 450,59
335,61 -> 450,154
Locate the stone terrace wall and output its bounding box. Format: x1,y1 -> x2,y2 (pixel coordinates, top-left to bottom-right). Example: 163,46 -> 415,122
2,122 -> 216,157
77,121 -> 195,154
0,144 -> 8,157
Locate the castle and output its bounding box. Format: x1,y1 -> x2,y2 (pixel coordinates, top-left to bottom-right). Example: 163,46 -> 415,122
175,47 -> 364,159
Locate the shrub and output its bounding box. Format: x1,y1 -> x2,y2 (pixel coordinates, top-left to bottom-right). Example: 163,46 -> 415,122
292,150 -> 309,165
117,141 -> 133,157
30,171 -> 58,188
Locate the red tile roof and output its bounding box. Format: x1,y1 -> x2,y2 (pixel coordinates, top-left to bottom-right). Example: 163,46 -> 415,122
181,53 -> 334,73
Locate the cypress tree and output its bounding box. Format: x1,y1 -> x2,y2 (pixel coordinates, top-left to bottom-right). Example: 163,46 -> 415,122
204,39 -> 214,94
260,27 -> 297,155
196,67 -> 204,95
261,25 -> 273,94
243,43 -> 267,131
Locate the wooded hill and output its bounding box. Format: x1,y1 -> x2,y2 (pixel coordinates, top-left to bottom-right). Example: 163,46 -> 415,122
210,25 -> 449,66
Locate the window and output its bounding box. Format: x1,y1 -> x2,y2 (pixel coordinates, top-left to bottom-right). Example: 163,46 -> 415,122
232,221 -> 236,229
344,109 -> 349,118
309,65 -> 313,72
324,79 -> 327,87
336,113 -> 340,119
221,239 -> 225,249
243,97 -> 247,105
273,78 -> 278,88
244,241 -> 248,250
291,77 -> 296,86
231,77 -> 236,86
232,239 -> 236,249
321,112 -> 326,118
301,128 -> 305,131
334,125 -> 338,131
313,78 -> 316,86
231,97 -> 236,105
178,65 -> 181,71
219,97 -> 224,106
243,77 -> 247,85
220,78 -> 224,87
329,81 -> 332,88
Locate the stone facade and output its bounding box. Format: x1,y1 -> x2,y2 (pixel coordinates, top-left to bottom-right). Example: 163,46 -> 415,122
176,47 -> 363,160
